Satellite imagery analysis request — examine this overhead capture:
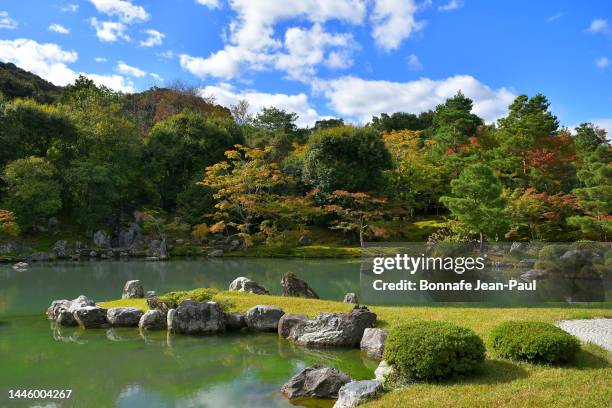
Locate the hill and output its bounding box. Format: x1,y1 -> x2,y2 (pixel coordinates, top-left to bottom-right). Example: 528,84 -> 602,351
0,62 -> 62,103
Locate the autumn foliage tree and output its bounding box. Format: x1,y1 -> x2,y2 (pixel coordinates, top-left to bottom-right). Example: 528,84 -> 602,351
0,209 -> 19,237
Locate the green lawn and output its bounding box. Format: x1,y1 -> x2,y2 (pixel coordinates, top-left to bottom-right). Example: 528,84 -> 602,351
100,291 -> 612,407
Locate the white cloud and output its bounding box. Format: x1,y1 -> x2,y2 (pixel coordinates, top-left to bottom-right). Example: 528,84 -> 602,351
94,57 -> 107,62
547,12 -> 563,23
370,0 -> 424,51
200,83 -> 324,127
407,53 -> 423,70
90,18 -> 130,42
48,24 -> 70,34
0,38 -> 78,85
592,118 -> 612,137
0,11 -> 18,29
89,0 -> 149,23
156,50 -> 175,59
315,74 -> 516,123
140,29 -> 164,47
596,56 -> 609,69
116,61 -> 146,77
438,0 -> 463,12
196,0 -> 221,9
587,18 -> 609,34
326,50 -> 353,69
0,38 -> 134,92
61,4 -> 79,12
180,0 -> 369,80
149,72 -> 163,82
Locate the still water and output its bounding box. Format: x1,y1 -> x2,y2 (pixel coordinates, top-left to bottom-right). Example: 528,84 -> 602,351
0,259 -> 374,408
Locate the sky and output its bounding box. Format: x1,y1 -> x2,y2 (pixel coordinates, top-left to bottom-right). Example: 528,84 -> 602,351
0,0 -> 610,132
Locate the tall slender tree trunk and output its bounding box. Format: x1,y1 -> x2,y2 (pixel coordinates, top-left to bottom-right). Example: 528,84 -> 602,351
479,231 -> 484,253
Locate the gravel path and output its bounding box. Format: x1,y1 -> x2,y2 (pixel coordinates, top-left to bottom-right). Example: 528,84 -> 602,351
556,319 -> 612,352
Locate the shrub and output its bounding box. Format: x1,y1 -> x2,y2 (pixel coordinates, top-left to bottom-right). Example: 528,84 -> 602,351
489,321 -> 580,364
383,321 -> 485,381
538,244 -> 568,260
157,288 -> 218,308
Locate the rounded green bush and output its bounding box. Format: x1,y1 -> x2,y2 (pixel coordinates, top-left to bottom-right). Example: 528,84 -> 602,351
489,321 -> 580,364
383,321 -> 486,381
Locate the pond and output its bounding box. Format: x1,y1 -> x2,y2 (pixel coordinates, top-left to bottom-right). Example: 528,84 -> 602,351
0,259 -> 374,408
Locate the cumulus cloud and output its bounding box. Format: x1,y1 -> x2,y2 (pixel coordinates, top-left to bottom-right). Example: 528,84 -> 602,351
140,29 -> 164,47
180,0 -> 378,80
61,4 -> 79,12
90,18 -> 130,42
149,73 -> 163,82
116,61 -> 146,77
371,0 -> 424,51
196,0 -> 221,8
89,0 -> 149,23
314,75 -> 516,123
0,38 -> 133,92
48,24 -> 70,34
596,56 -> 609,69
0,11 -> 18,29
200,83 -> 324,127
438,0 -> 464,12
587,18 -> 609,34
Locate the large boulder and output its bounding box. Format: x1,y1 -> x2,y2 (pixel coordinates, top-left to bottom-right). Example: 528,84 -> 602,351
281,272 -> 319,299
374,360 -> 395,385
225,312 -> 247,330
51,240 -> 69,258
278,313 -> 307,339
280,365 -> 352,400
107,307 -> 144,327
360,328 -> 388,359
122,280 -> 145,299
139,309 -> 166,331
93,230 -> 110,248
334,380 -> 382,408
245,305 -> 285,332
289,306 -> 377,347
228,277 -> 269,295
343,293 -> 358,304
169,300 -> 225,334
73,306 -> 108,328
47,295 -> 96,326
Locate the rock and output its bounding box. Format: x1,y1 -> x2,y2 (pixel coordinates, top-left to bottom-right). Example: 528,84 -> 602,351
117,223 -> 141,249
167,309 -> 175,329
360,328 -> 388,359
93,230 -> 110,248
47,217 -> 59,229
169,300 -> 225,334
225,312 -> 247,330
297,235 -> 312,246
509,242 -> 526,253
146,290 -> 157,298
56,310 -> 77,326
343,293 -> 358,304
139,309 -> 166,331
245,305 -> 285,332
146,296 -> 173,314
175,239 -> 185,245
122,280 -> 144,299
374,360 -> 395,385
147,238 -> 169,260
278,313 -> 307,338
29,252 -> 51,262
280,365 -> 352,400
289,306 -> 377,347
334,380 -> 382,408
89,250 -> 98,258
51,240 -> 69,258
281,272 -> 319,299
107,307 -> 144,327
208,249 -> 223,257
73,306 -> 108,328
0,241 -> 21,254
521,269 -> 547,281
12,261 -> 28,270
228,277 -> 269,295
46,295 -> 95,324
560,249 -> 599,261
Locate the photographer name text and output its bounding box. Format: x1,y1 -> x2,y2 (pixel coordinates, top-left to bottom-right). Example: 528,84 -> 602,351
372,279 -> 537,292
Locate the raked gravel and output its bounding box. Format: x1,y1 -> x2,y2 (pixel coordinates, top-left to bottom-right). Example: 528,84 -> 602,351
556,318 -> 612,352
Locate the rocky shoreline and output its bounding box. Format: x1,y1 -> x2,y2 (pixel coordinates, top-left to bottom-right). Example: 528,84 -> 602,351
46,276 -> 392,407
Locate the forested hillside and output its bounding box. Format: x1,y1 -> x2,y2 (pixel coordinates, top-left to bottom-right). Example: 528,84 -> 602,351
0,68 -> 610,254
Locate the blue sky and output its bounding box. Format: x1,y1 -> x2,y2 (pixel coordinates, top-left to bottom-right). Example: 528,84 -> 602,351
0,0 -> 610,131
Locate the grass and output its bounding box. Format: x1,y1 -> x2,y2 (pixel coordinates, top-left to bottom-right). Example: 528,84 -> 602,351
99,290 -> 611,407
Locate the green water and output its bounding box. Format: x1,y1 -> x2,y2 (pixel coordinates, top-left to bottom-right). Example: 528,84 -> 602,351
0,259 -> 375,408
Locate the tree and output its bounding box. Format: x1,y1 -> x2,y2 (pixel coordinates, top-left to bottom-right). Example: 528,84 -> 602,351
2,157 -> 62,229
568,146 -> 612,241
313,118 -> 344,131
253,107 -> 298,135
145,113 -> 243,211
431,92 -> 483,150
230,99 -> 251,126
322,190 -> 386,247
440,164 -> 507,251
302,126 -> 392,193
370,111 -> 433,133
0,209 -> 19,237
574,123 -> 608,157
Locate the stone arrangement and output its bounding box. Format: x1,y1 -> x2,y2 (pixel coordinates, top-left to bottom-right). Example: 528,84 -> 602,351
46,276 -> 393,407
